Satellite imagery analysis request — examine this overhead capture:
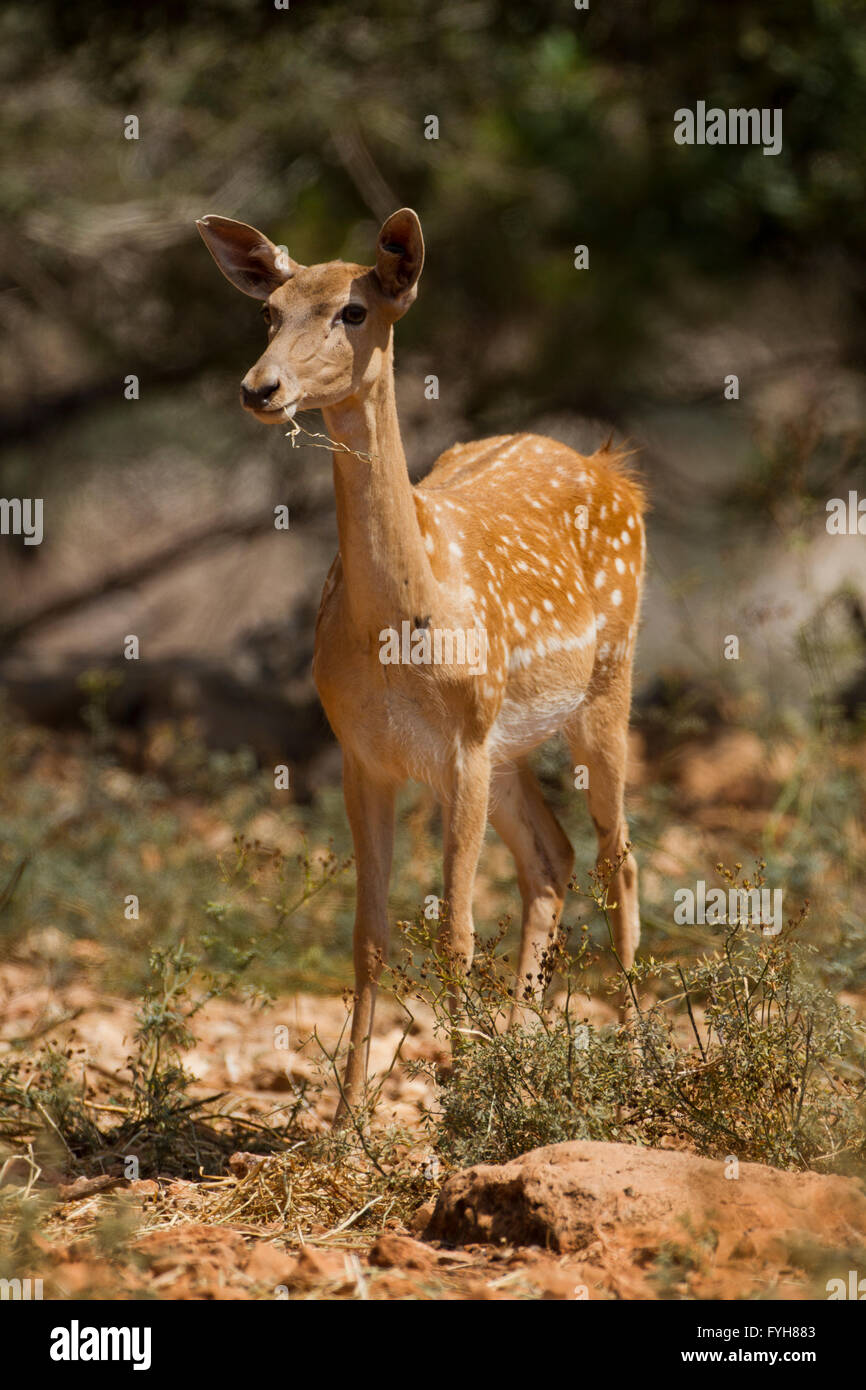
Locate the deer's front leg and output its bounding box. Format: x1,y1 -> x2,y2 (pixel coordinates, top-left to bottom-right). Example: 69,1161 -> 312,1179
336,755 -> 395,1124
441,742 -> 491,979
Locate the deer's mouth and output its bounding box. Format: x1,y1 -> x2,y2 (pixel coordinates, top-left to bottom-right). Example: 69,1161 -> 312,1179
248,399 -> 299,424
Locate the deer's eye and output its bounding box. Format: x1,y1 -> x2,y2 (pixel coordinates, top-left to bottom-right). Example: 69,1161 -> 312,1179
341,303 -> 367,326
261,306 -> 272,327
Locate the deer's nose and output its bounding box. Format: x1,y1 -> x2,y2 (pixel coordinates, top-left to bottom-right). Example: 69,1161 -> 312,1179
240,376 -> 281,410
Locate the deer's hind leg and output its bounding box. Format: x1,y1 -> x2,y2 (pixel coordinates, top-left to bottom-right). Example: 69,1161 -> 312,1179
488,760 -> 574,1022
566,670 -> 640,972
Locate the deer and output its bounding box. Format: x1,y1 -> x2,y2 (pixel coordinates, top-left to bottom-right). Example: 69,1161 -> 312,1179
197,207 -> 646,1120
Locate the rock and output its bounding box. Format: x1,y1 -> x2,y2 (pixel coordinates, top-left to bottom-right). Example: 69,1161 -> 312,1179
228,1151 -> 265,1179
56,1174 -> 122,1202
528,1259 -> 591,1300
54,1261 -> 109,1296
367,1233 -> 436,1272
406,1198 -> 437,1235
244,1241 -> 296,1285
287,1246 -> 349,1287
163,1178 -> 198,1199
134,1223 -> 251,1296
425,1140 -> 866,1262
125,1179 -> 159,1198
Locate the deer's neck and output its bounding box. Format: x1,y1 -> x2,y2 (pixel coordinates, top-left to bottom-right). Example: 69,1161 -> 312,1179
323,351 -> 436,631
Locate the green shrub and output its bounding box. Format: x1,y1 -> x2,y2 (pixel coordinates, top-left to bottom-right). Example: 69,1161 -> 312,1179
389,863 -> 866,1174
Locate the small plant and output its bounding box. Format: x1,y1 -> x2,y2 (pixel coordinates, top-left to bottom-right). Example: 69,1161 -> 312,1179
0,1043 -> 102,1158
211,831 -> 352,941
0,947 -> 240,1175
123,943 -> 226,1155
0,853 -> 348,1179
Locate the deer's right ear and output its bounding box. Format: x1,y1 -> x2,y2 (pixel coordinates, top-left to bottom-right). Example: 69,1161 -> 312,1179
196,216 -> 301,299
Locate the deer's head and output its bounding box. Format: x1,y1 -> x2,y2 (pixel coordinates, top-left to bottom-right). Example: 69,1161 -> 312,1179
196,208 -> 424,424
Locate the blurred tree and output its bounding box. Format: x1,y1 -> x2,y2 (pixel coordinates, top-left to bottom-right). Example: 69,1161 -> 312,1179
0,0 -> 864,434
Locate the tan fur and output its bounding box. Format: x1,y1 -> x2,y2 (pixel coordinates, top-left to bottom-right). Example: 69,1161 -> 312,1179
198,209 -> 646,1118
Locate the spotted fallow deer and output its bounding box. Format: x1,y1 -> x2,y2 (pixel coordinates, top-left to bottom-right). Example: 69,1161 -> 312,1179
197,207 -> 646,1118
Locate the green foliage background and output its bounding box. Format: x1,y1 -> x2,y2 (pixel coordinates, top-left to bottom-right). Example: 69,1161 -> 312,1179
2,0 -> 864,433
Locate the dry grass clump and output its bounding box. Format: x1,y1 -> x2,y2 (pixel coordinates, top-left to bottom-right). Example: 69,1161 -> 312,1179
198,1128 -> 434,1241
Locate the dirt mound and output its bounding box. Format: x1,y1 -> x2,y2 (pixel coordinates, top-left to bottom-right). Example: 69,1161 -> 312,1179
425,1140 -> 866,1297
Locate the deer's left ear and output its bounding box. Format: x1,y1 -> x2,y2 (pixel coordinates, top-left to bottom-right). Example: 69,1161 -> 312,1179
374,208 -> 424,315
196,215 -> 303,299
